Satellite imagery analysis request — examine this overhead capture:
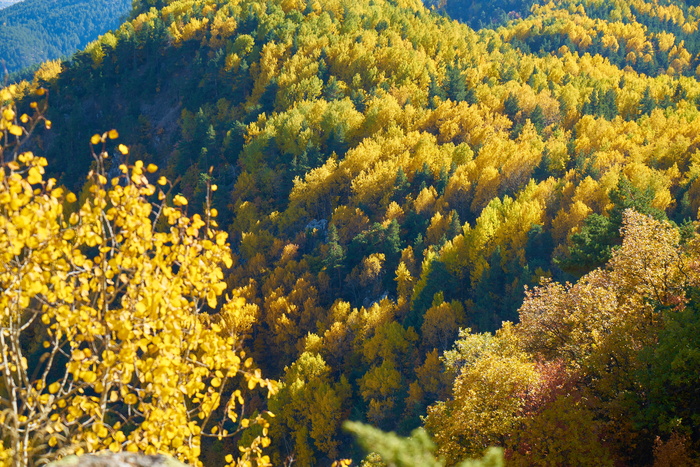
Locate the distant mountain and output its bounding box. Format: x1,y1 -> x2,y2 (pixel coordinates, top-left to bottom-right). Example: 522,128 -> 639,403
0,0 -> 23,10
0,0 -> 130,76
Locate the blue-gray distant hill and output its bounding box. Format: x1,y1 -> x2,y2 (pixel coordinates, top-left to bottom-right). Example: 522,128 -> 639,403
0,0 -> 23,10
0,0 -> 130,77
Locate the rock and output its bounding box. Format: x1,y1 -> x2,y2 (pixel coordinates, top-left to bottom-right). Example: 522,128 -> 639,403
47,452 -> 189,467
305,219 -> 328,232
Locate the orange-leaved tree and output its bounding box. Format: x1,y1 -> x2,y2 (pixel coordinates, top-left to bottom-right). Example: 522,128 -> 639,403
0,85 -> 275,467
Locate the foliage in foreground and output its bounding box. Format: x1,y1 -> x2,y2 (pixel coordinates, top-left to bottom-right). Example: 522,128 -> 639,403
425,210 -> 700,465
0,86 -> 274,466
345,420 -> 504,467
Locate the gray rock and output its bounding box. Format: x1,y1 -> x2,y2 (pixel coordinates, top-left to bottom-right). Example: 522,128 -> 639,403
47,452 -> 189,467
305,219 -> 328,232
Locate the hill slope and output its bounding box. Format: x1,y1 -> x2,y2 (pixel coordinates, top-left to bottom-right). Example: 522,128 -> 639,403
10,0 -> 700,464
0,0 -> 23,9
427,0 -> 537,28
0,0 -> 130,76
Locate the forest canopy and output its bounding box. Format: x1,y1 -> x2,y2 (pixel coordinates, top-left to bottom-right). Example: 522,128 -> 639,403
3,0 -> 700,464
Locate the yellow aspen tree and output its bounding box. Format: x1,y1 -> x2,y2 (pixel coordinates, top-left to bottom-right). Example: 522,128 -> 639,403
424,324 -> 538,464
359,360 -> 404,426
420,299 -> 465,351
269,352 -> 349,465
0,90 -> 274,466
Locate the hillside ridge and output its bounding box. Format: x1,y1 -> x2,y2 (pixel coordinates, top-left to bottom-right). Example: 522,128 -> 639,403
4,0 -> 700,464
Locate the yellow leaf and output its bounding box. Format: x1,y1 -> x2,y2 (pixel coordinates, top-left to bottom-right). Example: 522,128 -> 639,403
207,291 -> 217,309
118,144 -> 129,155
91,134 -> 101,145
95,424 -> 109,438
48,382 -> 60,394
124,394 -> 137,405
9,124 -> 22,136
146,164 -> 158,173
82,371 -> 97,383
66,192 -> 77,203
108,129 -> 119,139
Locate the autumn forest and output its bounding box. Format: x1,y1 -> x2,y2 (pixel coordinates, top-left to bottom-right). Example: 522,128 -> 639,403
2,0 -> 700,465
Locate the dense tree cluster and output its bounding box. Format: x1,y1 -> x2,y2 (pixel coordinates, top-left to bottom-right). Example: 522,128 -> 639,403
498,0 -> 700,78
3,0 -> 700,464
426,0 -> 537,29
427,210 -> 700,465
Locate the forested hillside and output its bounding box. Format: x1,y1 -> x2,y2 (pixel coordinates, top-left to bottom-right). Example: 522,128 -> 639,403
0,0 -> 130,76
426,0 -> 537,28
3,0 -> 700,465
